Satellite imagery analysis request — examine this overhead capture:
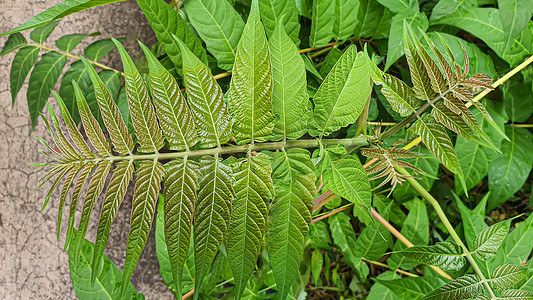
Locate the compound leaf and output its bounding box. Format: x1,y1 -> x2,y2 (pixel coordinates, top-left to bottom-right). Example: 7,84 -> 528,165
395,242 -> 466,270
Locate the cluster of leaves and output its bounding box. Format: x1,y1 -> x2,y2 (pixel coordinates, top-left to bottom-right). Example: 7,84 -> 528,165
1,0 -> 533,299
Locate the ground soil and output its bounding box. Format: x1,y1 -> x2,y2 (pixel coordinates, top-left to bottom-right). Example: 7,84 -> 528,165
0,1 -> 173,298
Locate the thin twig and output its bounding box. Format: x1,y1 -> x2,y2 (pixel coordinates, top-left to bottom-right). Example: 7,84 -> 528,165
182,289 -> 194,300
361,257 -> 418,277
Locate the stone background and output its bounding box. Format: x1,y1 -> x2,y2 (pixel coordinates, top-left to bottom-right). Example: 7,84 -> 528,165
0,0 -> 174,298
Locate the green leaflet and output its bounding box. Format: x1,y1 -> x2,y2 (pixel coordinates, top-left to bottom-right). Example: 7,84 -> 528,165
29,21 -> 59,44
377,0 -> 419,14
503,79 -> 533,123
27,51 -> 66,128
183,0 -> 244,71
403,21 -> 434,101
194,156 -> 233,297
323,154 -> 371,208
229,1 -> 275,144
1,1 -> 125,36
329,213 -> 359,269
115,40 -> 164,153
372,72 -> 421,117
122,160 -> 165,295
81,57 -> 134,155
456,195 -> 489,250
309,0 -> 334,47
455,136 -> 493,195
412,114 -> 465,192
491,264 -> 528,290
227,153 -> 273,299
91,160 -> 134,284
431,101 -> 475,140
376,275 -> 449,299
424,274 -> 482,300
56,33 -> 96,52
10,46 -> 39,106
85,70 -> 122,127
58,61 -> 91,123
84,37 -> 126,61
367,272 -> 401,299
68,232 -> 140,300
76,162 -> 112,245
308,46 -> 372,137
319,47 -> 343,78
395,242 -> 466,270
500,289 -> 533,299
473,219 -> 511,261
164,158 -> 198,298
498,0 -> 531,52
333,0 -> 359,41
266,149 -> 317,299
258,0 -> 301,46
0,33 -> 27,56
73,81 -> 112,157
491,214 -> 533,269
177,38 -> 232,148
311,249 -> 323,286
388,198 -> 429,270
57,165 -> 84,240
433,8 -> 532,66
488,126 -> 533,210
385,12 -> 428,71
269,20 -> 310,141
137,0 -> 207,68
354,0 -> 392,39
353,208 -> 392,268
430,0 -> 476,22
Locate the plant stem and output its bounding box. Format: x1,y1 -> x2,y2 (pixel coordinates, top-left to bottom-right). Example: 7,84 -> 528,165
396,166 -> 496,299
360,257 -> 418,277
29,43 -> 125,76
511,124 -> 533,128
311,203 -> 354,224
57,136 -> 370,164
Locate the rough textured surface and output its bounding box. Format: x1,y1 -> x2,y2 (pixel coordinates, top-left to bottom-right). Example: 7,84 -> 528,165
0,1 -> 173,299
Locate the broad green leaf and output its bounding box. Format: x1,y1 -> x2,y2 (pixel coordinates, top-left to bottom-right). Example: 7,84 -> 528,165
137,0 -> 207,67
473,218 -> 511,261
329,213 -> 359,268
309,220 -> 332,251
424,274 -> 482,300
456,196 -> 489,250
194,156 -> 233,297
84,37 -> 125,61
115,40 -> 164,153
433,8 -> 533,66
377,275 -> 449,299
322,154 -> 371,208
0,33 -> 27,56
412,114 -> 465,191
155,200 -> 195,298
1,1 -> 124,36
494,214 -> 533,268
368,271 -> 402,300
354,0 -> 392,39
91,160 -> 134,284
164,159 -> 198,298
333,0 -> 359,41
503,80 -> 533,123
311,249 -> 323,286
228,2 -> 274,143
122,160 -> 165,295
372,72 -> 421,117
395,242 -> 466,270
141,40 -> 197,151
425,32 -> 497,78
499,0 -> 532,51
430,0 -> 476,22
81,57 -> 134,155
258,0 -> 301,46
377,0 -> 418,14
492,264 -> 528,290
385,12 -> 428,71
56,33 -> 98,52
183,0 -> 244,71
10,46 -> 39,105
73,81 -> 112,157
393,146 -> 440,202
319,47 -> 343,78
353,208 -> 392,268
266,149 -> 317,299
29,21 -> 59,44
389,198 -> 429,270
76,162 -> 112,243
68,232 -> 140,299
488,126 -> 533,210
308,46 -> 371,137
269,21 -> 309,141
177,38 -> 232,148
227,153 -> 273,299
309,0 -> 334,47
27,51 -> 66,128
454,136 -> 494,195
518,260 -> 533,293
58,61 -> 90,123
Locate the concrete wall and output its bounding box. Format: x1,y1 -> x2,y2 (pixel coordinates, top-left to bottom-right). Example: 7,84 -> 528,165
0,0 -> 173,298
